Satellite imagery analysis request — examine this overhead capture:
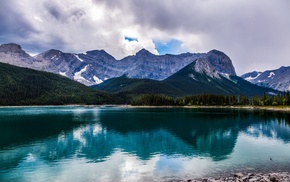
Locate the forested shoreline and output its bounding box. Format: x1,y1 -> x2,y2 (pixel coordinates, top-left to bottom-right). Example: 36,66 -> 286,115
132,92 -> 290,106
2,62 -> 288,107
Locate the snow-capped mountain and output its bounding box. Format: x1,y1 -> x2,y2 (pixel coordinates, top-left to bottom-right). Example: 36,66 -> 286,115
34,49 -> 120,85
0,43 -> 237,86
241,67 -> 290,91
241,71 -> 262,81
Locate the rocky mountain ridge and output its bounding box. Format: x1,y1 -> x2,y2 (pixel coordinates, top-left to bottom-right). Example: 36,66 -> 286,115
242,66 -> 290,91
0,43 -> 37,68
0,43 -> 236,86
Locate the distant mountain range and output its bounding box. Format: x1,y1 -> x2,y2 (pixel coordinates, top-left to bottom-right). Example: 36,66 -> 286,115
0,43 -> 236,86
0,43 -> 288,98
241,66 -> 290,91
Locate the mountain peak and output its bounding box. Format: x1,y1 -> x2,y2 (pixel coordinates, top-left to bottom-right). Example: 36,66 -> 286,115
47,49 -> 63,54
207,49 -> 226,55
0,43 -> 23,53
32,49 -> 63,62
136,48 -> 152,56
206,49 -> 236,76
86,49 -> 109,55
279,66 -> 288,70
85,49 -> 115,61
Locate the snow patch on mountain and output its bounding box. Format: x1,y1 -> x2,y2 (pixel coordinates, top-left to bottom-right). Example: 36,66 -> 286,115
93,76 -> 103,84
220,73 -> 230,79
73,65 -> 90,85
244,73 -> 261,81
268,72 -> 275,78
59,71 -> 67,76
51,55 -> 56,60
75,54 -> 84,62
189,74 -> 197,80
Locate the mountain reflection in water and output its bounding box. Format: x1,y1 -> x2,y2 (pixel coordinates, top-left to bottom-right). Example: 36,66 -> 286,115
0,107 -> 290,181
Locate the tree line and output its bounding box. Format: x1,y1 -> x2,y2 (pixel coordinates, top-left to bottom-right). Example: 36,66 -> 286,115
132,92 -> 290,106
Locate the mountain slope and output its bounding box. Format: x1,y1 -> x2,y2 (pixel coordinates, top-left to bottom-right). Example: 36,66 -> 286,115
34,49 -> 123,85
92,76 -> 186,97
0,43 -> 236,86
0,62 -> 121,105
241,66 -> 290,91
164,60 -> 278,96
164,60 -> 236,95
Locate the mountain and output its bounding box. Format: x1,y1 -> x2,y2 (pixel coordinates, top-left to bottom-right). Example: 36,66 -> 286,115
117,49 -> 236,80
34,49 -> 123,86
0,43 -> 38,69
0,43 -> 236,86
241,71 -> 262,81
241,66 -> 290,91
92,75 -> 186,97
1,43 -> 278,96
0,62 -> 122,105
164,60 -> 279,96
94,58 -> 279,97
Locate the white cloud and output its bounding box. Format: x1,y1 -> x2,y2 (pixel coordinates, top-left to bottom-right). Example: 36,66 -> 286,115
1,0 -> 290,74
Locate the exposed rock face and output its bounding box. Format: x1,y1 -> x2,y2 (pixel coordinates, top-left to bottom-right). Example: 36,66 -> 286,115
242,66 -> 290,91
0,43 -> 36,68
206,49 -> 237,76
194,58 -> 221,78
0,43 -> 237,86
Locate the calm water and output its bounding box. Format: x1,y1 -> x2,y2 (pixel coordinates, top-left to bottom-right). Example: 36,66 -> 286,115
0,106 -> 290,182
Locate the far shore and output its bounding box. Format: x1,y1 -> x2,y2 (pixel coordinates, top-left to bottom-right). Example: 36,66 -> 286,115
125,105 -> 290,113
1,104 -> 290,112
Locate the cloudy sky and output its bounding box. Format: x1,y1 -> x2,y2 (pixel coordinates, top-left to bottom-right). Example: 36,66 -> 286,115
1,0 -> 289,75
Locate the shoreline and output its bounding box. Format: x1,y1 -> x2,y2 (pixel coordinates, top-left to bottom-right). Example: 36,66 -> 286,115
122,105 -> 290,113
1,104 -> 290,112
184,171 -> 290,182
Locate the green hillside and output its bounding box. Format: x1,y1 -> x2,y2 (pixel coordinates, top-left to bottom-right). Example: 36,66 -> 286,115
92,75 -> 186,97
0,62 -> 122,105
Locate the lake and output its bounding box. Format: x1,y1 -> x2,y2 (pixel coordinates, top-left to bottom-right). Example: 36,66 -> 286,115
0,106 -> 290,181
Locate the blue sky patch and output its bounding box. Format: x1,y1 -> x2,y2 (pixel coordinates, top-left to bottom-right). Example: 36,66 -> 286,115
125,36 -> 138,42
153,39 -> 186,55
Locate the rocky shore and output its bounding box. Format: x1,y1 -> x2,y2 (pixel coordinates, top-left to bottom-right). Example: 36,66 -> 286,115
186,172 -> 290,182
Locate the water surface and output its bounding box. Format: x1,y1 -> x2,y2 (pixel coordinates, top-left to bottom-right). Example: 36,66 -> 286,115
0,106 -> 290,181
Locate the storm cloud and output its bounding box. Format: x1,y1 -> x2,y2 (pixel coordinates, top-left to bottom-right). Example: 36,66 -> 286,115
0,0 -> 290,75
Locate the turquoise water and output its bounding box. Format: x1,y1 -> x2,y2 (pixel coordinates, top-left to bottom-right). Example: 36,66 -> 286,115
0,106 -> 290,181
